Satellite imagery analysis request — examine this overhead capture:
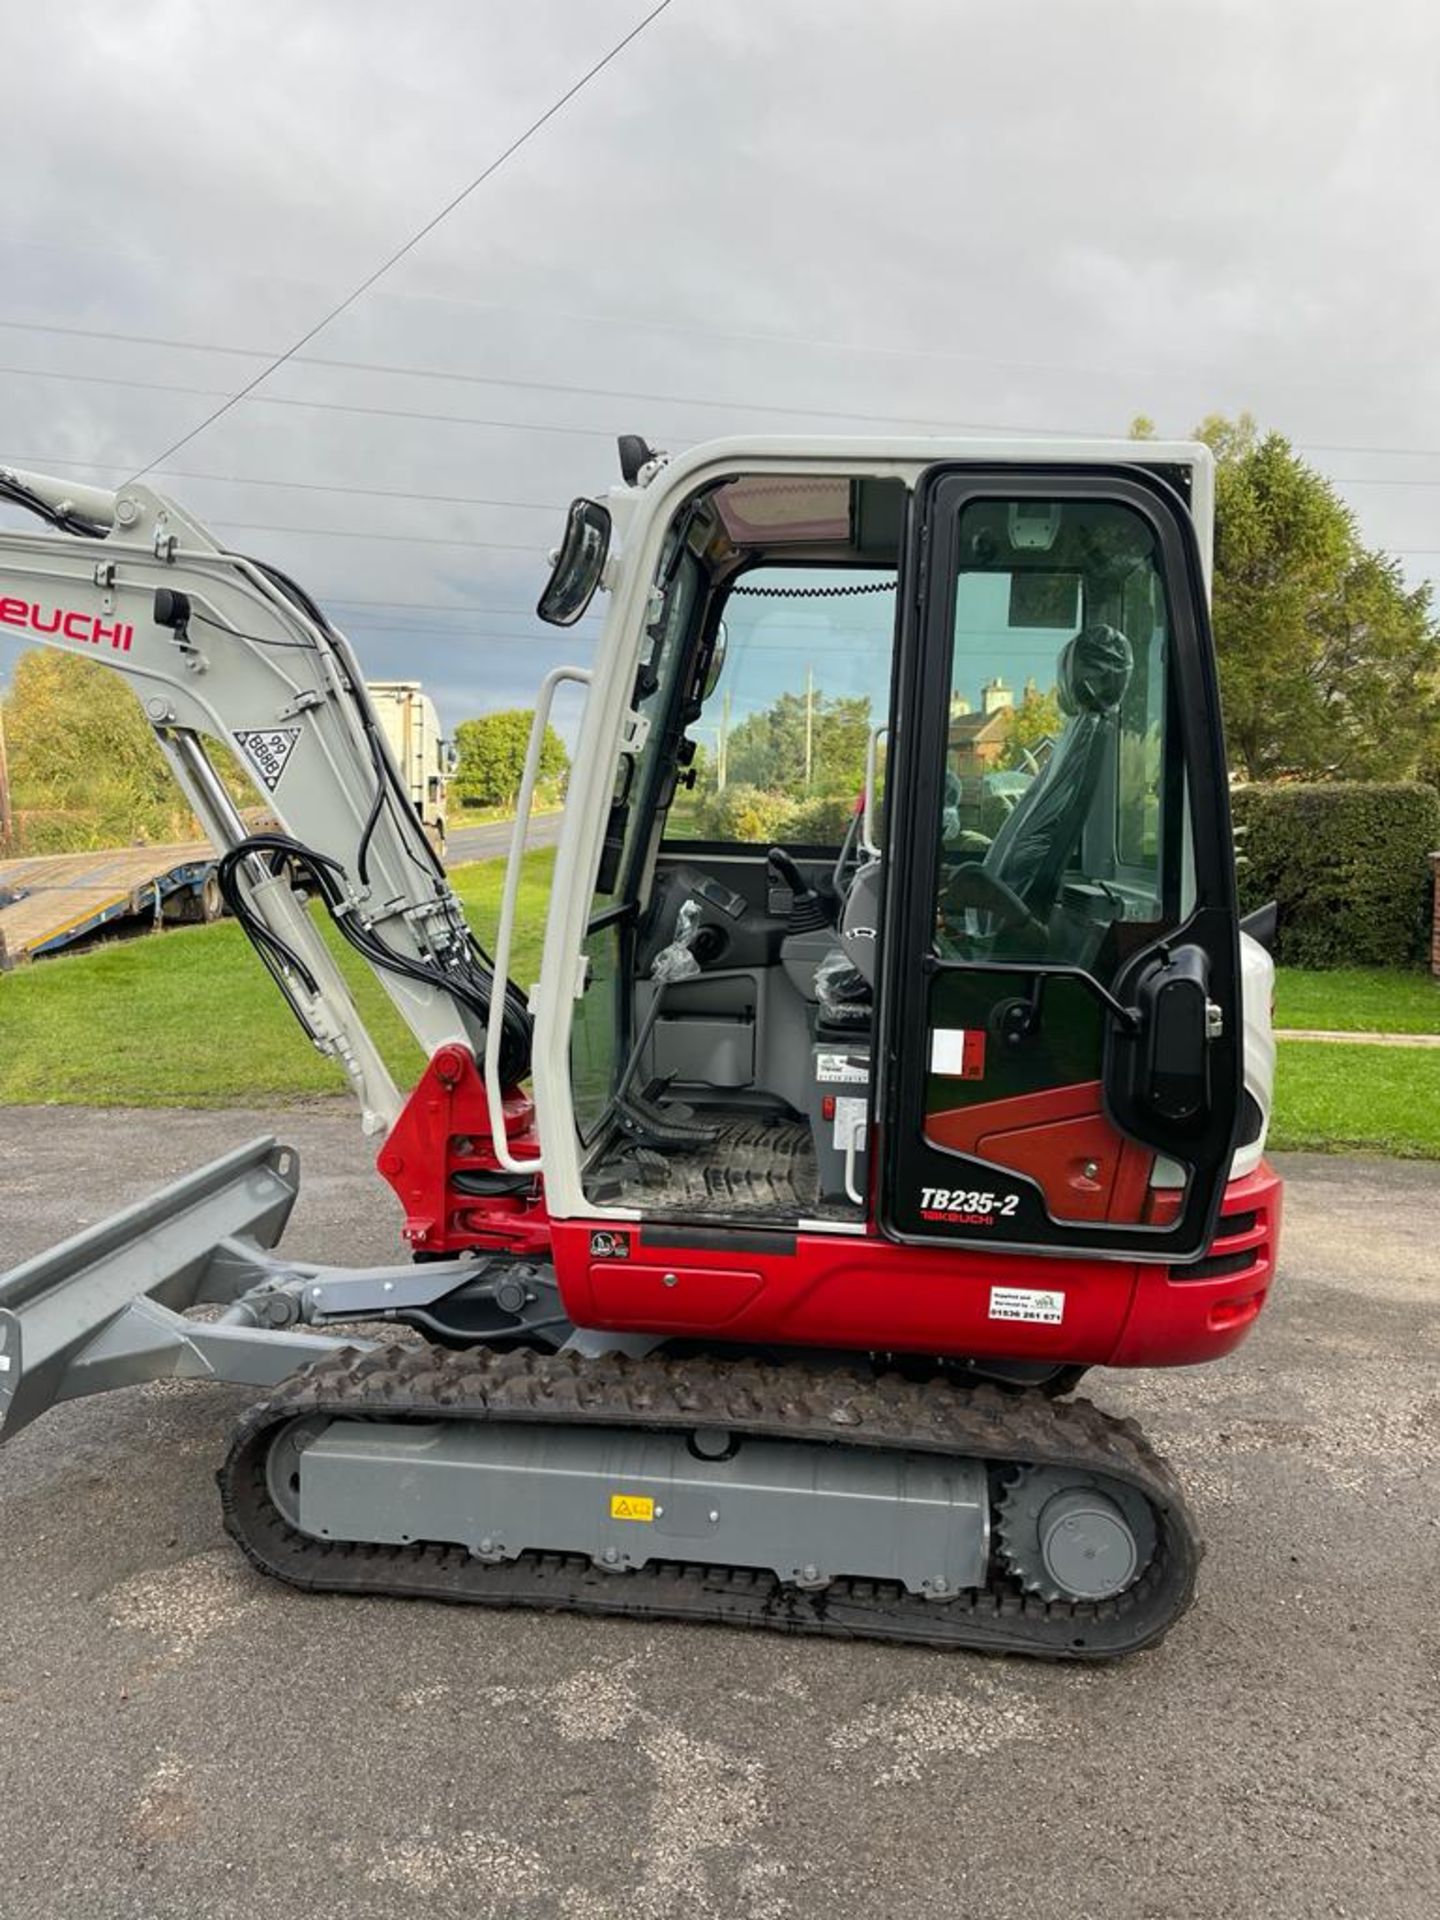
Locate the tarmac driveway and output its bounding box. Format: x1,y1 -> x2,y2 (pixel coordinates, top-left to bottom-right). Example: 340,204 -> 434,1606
0,1103 -> 1436,1920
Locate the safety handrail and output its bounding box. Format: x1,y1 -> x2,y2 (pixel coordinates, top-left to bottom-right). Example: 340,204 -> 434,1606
482,664 -> 592,1172
862,724 -> 888,857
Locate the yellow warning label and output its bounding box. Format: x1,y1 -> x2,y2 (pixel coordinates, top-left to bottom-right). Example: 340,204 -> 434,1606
609,1493 -> 655,1522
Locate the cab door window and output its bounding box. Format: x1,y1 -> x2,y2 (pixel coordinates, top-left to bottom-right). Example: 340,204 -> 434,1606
933,497 -> 1183,977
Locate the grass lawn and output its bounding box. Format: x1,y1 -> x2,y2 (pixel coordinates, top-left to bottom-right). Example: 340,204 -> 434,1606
0,852 -> 555,1108
4,858 -> 1438,1157
1268,1040 -> 1440,1158
1273,965 -> 1440,1035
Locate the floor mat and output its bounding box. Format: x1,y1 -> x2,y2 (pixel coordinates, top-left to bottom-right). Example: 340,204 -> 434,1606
591,1116 -> 825,1221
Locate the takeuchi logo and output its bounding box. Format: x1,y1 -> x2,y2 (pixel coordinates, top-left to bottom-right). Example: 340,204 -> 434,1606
0,596 -> 134,651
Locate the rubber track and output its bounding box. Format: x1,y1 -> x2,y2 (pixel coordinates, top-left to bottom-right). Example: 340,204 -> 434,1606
218,1346 -> 1200,1661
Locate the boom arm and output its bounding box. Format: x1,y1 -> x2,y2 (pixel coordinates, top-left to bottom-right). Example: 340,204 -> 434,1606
0,464 -> 529,1136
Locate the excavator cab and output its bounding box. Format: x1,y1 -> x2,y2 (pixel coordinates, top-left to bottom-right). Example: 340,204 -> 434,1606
551,452 -> 1247,1272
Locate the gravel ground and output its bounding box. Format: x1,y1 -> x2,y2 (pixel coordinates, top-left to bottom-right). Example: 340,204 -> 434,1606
0,1103 -> 1436,1920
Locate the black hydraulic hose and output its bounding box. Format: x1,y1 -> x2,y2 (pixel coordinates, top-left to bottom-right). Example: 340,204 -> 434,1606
0,473 -> 108,539
217,834 -> 532,1088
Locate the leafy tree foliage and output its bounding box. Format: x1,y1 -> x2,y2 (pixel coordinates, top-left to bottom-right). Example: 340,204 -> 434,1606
999,684 -> 1064,770
1,649 -> 241,851
453,708 -> 568,809
1199,415 -> 1440,780
724,690 -> 872,798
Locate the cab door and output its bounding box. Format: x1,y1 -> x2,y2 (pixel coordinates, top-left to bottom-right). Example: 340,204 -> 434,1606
877,466 -> 1241,1262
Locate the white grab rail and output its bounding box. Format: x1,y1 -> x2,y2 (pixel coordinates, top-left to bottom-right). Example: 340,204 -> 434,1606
862,724 -> 888,857
482,664 -> 592,1172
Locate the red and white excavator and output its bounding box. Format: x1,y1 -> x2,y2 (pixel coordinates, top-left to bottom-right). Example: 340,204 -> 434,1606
0,433 -> 1280,1657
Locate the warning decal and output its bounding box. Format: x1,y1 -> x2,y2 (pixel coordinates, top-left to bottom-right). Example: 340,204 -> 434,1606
988,1286 -> 1065,1325
609,1493 -> 655,1522
233,727 -> 301,792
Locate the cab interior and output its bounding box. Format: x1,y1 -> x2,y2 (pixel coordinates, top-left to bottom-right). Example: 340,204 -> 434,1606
568,467 -> 1183,1230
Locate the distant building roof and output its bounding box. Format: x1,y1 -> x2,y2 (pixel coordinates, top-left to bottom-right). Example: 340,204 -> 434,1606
948,710 -> 1012,745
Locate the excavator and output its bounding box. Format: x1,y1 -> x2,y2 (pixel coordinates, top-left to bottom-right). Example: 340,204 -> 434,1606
0,434 -> 1281,1658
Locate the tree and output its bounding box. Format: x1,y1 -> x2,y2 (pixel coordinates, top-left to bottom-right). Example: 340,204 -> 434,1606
0,649 -> 196,850
453,708 -> 568,810
999,684 -> 1064,770
723,690 -> 872,797
1196,415 -> 1440,781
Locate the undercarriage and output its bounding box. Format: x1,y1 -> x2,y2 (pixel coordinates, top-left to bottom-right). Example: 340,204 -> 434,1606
222,1345 -> 1195,1660
1,1134 -> 1198,1660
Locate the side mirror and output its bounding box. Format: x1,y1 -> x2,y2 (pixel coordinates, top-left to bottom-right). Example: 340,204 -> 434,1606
1132,944 -> 1212,1123
537,498 -> 612,627
700,620 -> 728,700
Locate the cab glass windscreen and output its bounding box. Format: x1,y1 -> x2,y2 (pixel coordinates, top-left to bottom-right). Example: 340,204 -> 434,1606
537,498 -> 612,626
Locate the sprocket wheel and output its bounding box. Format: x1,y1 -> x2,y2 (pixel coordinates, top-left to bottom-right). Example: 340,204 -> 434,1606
995,1465 -> 1158,1603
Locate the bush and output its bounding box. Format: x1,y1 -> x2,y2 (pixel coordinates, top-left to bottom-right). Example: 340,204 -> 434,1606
784,792 -> 860,844
690,784 -> 801,844
1231,782 -> 1440,968
689,784 -> 861,847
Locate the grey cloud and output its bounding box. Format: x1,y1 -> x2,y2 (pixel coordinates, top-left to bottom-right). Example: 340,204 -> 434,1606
3,0 -> 1438,731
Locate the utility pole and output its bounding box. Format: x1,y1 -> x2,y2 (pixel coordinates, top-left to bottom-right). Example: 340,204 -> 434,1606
717,689 -> 730,791
804,665 -> 814,790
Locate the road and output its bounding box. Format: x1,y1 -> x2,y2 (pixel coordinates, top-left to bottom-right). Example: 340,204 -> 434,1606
0,1106 -> 1436,1920
446,810 -> 565,865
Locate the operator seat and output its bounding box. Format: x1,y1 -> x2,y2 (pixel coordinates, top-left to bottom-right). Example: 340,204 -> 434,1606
979,623 -> 1133,924
810,625 -> 1132,1015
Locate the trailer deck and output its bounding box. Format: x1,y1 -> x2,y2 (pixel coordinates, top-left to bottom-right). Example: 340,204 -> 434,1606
0,842 -> 218,968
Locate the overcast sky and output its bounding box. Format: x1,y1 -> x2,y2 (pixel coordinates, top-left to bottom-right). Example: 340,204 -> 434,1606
2,0 -> 1438,740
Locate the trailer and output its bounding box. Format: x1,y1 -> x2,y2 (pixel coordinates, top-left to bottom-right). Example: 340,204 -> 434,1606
0,842 -> 220,969
365,680 -> 453,851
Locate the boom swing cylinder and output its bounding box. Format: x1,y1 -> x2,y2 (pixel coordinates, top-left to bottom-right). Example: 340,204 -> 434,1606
0,436 -> 1283,1659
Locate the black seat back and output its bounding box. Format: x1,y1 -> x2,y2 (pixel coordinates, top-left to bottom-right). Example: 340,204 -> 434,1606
981,624 -> 1133,922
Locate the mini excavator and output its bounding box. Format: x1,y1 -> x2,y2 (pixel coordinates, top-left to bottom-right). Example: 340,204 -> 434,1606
0,435 -> 1281,1657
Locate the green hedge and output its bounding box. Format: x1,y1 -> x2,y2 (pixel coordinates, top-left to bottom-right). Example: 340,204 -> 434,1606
1231,782 -> 1440,968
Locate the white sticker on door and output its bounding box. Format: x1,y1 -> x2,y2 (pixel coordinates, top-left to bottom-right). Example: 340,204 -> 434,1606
988,1286 -> 1065,1325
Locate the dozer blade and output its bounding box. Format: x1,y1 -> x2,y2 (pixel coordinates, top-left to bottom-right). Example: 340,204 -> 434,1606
0,1137 -> 323,1442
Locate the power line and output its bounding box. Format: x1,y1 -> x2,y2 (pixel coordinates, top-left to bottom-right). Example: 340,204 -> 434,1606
210,517 -> 543,554
165,471 -> 556,511
129,0 -> 678,478
282,353 -> 1068,436
15,341 -> 1440,466
17,349 -> 1440,470
0,362 -> 221,400
0,356 -> 1072,443
329,597 -> 579,618
349,633 -> 599,656
0,448 -> 562,513
17,442 -> 1440,513
3,301 -> 1421,404
1324,473 -> 1440,487
0,318 -> 269,360
1300,440 -> 1440,459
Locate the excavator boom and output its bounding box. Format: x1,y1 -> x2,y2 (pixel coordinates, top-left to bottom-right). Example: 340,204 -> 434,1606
0,463 -> 526,1134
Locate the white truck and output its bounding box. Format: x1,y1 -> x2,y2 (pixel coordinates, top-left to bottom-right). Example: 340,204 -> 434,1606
364,680 -> 453,852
